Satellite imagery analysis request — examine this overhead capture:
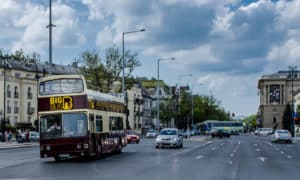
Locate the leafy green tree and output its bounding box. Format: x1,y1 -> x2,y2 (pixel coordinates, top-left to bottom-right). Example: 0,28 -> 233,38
160,98 -> 177,127
0,48 -> 41,63
77,47 -> 141,93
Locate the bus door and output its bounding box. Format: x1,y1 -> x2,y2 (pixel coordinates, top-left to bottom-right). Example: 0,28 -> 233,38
89,114 -> 96,153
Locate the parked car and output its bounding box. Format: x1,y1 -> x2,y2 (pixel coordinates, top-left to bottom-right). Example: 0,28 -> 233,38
21,131 -> 40,142
182,130 -> 193,138
155,128 -> 183,149
146,129 -> 157,138
255,128 -> 273,135
211,129 -> 230,138
126,130 -> 140,144
271,129 -> 292,143
191,129 -> 201,136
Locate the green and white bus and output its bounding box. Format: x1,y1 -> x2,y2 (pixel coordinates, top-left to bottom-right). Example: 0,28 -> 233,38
197,120 -> 244,135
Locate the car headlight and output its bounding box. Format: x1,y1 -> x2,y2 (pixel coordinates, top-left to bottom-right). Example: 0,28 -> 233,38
173,137 -> 178,141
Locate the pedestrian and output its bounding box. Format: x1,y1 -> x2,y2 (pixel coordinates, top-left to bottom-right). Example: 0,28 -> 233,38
7,131 -> 12,143
25,129 -> 30,142
4,130 -> 8,143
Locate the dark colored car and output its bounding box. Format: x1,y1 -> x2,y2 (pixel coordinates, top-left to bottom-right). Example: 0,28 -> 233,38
211,130 -> 230,138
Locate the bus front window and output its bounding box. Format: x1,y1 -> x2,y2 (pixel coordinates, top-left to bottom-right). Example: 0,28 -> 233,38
41,114 -> 62,138
63,113 -> 88,137
41,113 -> 88,139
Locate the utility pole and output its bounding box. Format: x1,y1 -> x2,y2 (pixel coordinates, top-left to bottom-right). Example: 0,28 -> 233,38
46,0 -> 56,75
1,58 -> 7,141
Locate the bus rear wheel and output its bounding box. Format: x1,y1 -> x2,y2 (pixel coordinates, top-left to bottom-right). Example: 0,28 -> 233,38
115,142 -> 122,154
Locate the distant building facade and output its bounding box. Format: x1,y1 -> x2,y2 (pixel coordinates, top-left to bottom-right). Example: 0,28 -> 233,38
258,70 -> 300,129
0,59 -> 79,130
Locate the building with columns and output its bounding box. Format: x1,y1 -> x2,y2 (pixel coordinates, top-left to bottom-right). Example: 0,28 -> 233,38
0,59 -> 79,130
257,70 -> 300,129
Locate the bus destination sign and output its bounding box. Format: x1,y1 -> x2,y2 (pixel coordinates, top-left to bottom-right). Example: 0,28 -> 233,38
88,99 -> 124,113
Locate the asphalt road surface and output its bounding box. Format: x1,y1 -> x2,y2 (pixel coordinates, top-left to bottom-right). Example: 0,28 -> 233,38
0,135 -> 299,180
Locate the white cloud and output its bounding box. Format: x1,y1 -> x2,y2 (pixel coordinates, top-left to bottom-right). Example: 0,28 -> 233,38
0,1 -> 86,57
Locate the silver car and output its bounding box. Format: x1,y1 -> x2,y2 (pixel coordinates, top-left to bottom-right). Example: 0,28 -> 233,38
155,128 -> 183,149
146,129 -> 157,138
271,129 -> 292,143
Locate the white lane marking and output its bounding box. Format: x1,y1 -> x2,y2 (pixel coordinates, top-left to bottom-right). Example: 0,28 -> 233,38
257,157 -> 267,162
265,141 -> 272,146
253,144 -> 258,146
280,151 -> 284,154
228,160 -> 233,165
212,147 -> 217,151
170,141 -> 212,157
230,153 -> 234,157
238,140 -> 240,145
233,149 -> 236,153
220,143 -> 224,146
196,155 -> 204,159
256,148 -> 261,152
287,156 -> 292,159
276,148 -> 280,151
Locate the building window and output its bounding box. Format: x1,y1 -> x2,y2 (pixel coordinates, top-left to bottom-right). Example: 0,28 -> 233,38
14,101 -> 19,114
14,86 -> 19,98
27,87 -> 33,99
27,102 -> 34,115
15,73 -> 21,78
273,117 -> 277,123
7,85 -> 11,98
269,85 -> 280,104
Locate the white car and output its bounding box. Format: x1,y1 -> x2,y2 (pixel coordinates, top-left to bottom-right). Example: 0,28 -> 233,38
255,128 -> 273,135
155,128 -> 183,149
146,130 -> 157,138
271,129 -> 292,143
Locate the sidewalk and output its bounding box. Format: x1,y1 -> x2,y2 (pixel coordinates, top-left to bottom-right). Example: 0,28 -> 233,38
0,141 -> 39,150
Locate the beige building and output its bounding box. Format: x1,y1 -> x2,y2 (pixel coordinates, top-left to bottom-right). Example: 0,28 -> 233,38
258,70 -> 300,129
0,59 -> 79,129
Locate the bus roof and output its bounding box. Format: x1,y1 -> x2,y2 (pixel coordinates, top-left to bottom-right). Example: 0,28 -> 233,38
87,89 -> 124,104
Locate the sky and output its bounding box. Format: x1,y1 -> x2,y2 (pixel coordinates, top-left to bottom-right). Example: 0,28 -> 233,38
1,0 -> 300,117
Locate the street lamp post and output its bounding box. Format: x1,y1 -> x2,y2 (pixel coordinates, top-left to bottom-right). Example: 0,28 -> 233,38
122,28 -> 145,103
289,66 -> 297,137
157,58 -> 175,131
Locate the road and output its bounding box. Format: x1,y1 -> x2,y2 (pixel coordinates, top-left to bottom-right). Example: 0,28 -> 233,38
0,135 -> 299,180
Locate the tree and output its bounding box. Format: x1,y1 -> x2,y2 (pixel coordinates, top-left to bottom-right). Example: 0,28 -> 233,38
0,48 -> 41,63
77,47 -> 141,93
282,104 -> 292,131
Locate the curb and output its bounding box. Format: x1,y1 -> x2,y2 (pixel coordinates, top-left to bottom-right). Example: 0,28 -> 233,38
0,143 -> 39,150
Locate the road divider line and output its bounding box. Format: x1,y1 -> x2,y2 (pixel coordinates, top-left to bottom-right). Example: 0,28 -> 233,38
280,151 -> 284,154
170,141 -> 213,157
196,155 -> 204,159
287,155 -> 292,159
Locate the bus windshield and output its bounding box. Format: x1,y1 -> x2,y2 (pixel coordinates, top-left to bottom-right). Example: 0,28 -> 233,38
40,113 -> 88,139
39,78 -> 84,95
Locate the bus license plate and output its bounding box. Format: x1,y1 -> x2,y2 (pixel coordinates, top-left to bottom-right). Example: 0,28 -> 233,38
59,154 -> 69,158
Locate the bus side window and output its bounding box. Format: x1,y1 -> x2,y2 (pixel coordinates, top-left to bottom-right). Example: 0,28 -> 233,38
96,115 -> 103,132
89,114 -> 94,132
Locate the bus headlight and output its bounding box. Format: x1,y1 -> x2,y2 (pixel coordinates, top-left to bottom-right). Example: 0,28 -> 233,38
76,144 -> 81,149
46,145 -> 51,151
84,144 -> 89,149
